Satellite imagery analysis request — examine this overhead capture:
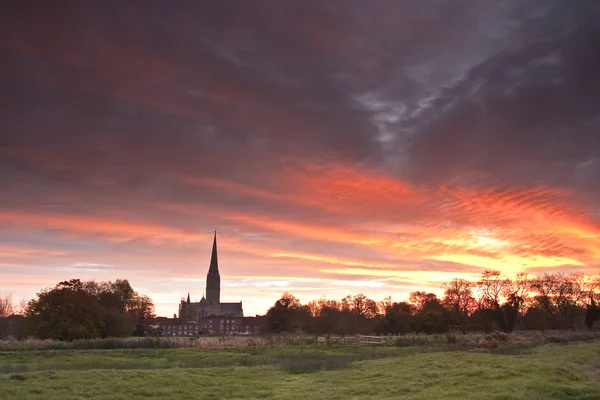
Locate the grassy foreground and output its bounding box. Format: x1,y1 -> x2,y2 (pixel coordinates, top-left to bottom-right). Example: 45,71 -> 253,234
1,341 -> 599,399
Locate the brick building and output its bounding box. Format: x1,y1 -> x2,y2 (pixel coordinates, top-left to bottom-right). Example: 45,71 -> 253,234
156,315 -> 265,336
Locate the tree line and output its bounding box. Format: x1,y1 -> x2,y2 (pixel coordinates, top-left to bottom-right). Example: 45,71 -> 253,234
1,279 -> 155,340
2,271 -> 599,341
266,271 -> 600,335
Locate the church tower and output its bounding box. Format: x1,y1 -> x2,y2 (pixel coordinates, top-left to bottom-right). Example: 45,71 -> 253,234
206,231 -> 221,306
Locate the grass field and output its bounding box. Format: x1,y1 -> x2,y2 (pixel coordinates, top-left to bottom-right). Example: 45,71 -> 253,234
1,340 -> 599,399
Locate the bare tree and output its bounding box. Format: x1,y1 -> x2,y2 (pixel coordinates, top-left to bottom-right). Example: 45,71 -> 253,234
478,271 -> 509,308
571,273 -> 597,307
529,273 -> 584,330
0,294 -> 14,318
443,279 -> 476,333
14,298 -> 29,316
583,276 -> 600,329
409,291 -> 439,311
501,273 -> 529,332
351,293 -> 378,318
378,295 -> 392,316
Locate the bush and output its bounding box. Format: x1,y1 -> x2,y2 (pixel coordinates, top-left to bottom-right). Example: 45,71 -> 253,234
541,332 -> 600,345
544,335 -> 569,344
477,338 -> 499,348
395,335 -> 435,347
490,331 -> 509,342
1,331 -> 599,352
446,334 -> 458,344
9,374 -> 27,381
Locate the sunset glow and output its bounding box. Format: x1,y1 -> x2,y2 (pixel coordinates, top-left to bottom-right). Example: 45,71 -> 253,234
1,1 -> 599,317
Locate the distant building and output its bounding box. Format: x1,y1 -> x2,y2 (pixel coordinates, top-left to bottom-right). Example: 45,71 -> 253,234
153,232 -> 259,336
155,315 -> 266,336
178,232 -> 243,321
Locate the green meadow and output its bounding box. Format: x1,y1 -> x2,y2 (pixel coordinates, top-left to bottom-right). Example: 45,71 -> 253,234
1,341 -> 599,400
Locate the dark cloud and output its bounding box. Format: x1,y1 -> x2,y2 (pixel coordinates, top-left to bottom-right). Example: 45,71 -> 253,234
392,1 -> 600,193
3,0 -> 599,196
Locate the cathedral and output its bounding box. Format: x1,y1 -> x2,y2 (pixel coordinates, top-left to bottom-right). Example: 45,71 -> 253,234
178,232 -> 243,321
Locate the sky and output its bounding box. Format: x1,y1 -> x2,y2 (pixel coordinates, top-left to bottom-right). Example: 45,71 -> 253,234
1,0 -> 600,317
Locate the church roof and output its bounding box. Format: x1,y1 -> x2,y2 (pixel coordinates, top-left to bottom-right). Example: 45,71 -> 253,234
208,231 -> 219,274
220,302 -> 243,313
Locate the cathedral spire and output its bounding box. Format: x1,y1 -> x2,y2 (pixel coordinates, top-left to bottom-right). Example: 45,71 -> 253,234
209,231 -> 218,273
206,231 -> 221,306
186,292 -> 190,303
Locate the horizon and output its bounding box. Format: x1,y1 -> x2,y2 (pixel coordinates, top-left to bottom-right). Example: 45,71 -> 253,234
2,1 -> 600,318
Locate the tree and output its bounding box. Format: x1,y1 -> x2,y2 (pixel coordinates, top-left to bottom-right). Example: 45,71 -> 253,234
129,294 -> 156,336
500,273 -> 529,332
529,273 -> 584,330
25,278 -> 155,340
14,298 -> 28,316
0,294 -> 17,339
476,271 -> 528,332
410,292 -> 449,334
92,279 -> 155,337
341,293 -> 380,334
583,277 -> 600,329
266,292 -> 310,333
0,294 -> 14,318
26,280 -> 105,340
351,293 -> 378,318
308,298 -> 345,335
443,279 -> 476,334
409,291 -> 439,311
378,295 -> 392,316
380,301 -> 414,334
585,299 -> 600,330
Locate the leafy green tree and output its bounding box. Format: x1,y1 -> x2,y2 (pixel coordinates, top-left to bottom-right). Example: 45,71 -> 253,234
26,280 -> 105,340
26,279 -> 155,340
129,294 -> 155,336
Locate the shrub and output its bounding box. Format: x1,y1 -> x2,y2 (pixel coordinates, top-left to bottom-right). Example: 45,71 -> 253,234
490,331 -> 509,342
544,335 -> 569,344
9,374 -> 27,381
446,334 -> 458,344
394,335 -> 434,347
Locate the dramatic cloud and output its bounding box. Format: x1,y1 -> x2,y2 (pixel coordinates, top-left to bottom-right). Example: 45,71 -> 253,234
1,1 -> 599,316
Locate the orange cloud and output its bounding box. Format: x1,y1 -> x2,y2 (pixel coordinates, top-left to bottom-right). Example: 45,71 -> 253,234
0,212 -> 208,243
271,252 -> 398,269
320,268 -> 482,284
2,158 -> 599,317
0,245 -> 70,259
166,158 -> 600,273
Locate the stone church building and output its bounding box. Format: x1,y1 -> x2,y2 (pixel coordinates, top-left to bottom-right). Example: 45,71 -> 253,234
178,232 -> 243,321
